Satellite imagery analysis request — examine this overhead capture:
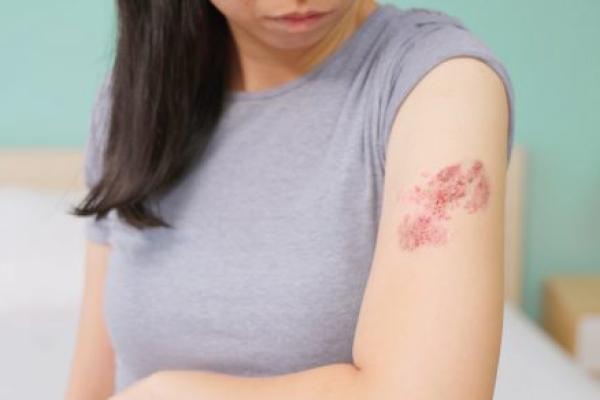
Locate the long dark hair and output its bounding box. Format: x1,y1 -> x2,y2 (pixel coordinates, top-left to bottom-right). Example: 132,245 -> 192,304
71,0 -> 232,230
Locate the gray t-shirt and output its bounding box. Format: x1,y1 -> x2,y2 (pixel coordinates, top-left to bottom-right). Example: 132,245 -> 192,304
83,3 -> 515,392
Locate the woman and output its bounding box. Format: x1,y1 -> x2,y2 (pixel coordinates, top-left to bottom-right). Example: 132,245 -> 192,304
66,0 -> 514,398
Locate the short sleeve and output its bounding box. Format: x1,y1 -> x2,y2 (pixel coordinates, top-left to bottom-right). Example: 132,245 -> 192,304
83,71 -> 114,245
378,9 -> 516,169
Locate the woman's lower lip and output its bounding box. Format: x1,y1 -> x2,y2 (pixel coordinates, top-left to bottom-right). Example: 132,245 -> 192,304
266,12 -> 330,31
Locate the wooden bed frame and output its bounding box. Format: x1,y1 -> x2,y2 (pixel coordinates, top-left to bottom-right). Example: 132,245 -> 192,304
0,146 -> 527,305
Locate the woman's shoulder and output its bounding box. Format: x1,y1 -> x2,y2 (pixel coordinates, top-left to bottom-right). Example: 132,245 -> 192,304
378,5 -> 481,52
371,5 -> 502,79
381,5 -> 468,30
376,3 -> 511,96
374,4 -> 516,163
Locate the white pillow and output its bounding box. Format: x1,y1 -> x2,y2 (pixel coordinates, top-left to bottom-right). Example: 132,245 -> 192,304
0,187 -> 89,399
0,187 -> 87,312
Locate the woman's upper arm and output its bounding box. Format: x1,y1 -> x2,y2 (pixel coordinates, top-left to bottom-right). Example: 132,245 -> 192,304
352,56 -> 510,400
65,241 -> 115,399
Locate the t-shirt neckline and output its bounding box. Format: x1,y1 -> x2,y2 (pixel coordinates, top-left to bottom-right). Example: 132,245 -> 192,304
226,4 -> 390,102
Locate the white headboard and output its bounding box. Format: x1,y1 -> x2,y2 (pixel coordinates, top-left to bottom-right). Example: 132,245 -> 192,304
504,145 -> 527,306
0,146 -> 527,305
0,149 -> 86,192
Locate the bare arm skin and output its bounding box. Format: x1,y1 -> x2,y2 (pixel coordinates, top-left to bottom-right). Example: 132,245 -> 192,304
352,56 -> 509,399
64,241 -> 115,400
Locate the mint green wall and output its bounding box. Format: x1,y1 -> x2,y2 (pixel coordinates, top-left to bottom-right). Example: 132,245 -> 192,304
0,1 -> 115,147
2,1 -> 599,323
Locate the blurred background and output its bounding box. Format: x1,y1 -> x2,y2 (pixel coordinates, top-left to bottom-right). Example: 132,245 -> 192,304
1,0 -> 599,399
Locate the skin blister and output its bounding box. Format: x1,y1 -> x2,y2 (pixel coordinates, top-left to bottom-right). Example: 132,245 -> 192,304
395,159 -> 490,251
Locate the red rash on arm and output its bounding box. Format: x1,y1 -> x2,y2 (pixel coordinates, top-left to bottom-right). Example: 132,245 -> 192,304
395,160 -> 490,251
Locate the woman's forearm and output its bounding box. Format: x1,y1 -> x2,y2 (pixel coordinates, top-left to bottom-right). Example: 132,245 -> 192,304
153,362 -> 368,400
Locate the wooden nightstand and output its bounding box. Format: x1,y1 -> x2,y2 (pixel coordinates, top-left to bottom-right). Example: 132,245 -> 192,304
543,274 -> 600,380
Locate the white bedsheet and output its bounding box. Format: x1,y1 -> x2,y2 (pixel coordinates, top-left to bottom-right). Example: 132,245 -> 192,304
1,187 -> 599,399
497,303 -> 600,399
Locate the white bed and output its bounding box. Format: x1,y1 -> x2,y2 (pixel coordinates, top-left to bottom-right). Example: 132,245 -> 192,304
0,147 -> 599,399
